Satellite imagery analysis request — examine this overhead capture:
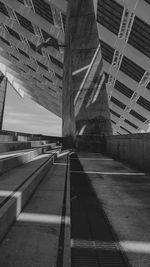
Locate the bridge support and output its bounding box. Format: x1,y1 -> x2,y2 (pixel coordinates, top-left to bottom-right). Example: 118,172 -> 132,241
62,0 -> 112,147
0,72 -> 7,130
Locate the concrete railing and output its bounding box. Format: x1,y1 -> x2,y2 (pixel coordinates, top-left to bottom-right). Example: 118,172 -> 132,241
0,130 -> 63,142
76,134 -> 106,152
76,133 -> 150,172
106,133 -> 150,171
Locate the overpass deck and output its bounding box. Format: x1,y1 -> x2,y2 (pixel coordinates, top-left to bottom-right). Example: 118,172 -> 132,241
0,151 -> 149,266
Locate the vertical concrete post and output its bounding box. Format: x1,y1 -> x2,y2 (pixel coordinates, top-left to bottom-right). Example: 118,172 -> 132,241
0,72 -> 7,130
62,0 -> 99,145
62,0 -> 112,148
62,1 -> 75,146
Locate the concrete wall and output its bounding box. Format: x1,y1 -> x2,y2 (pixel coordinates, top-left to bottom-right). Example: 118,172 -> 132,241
62,0 -> 112,144
76,134 -> 106,152
0,73 -> 7,129
106,133 -> 150,171
0,130 -> 62,142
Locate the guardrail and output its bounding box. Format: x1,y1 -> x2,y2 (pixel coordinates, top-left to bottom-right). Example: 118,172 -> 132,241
0,130 -> 63,142
105,132 -> 150,171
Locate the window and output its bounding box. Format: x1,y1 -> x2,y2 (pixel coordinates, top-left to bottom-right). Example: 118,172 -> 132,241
130,109 -> 147,122
120,126 -> 131,134
114,80 -> 134,98
11,54 -> 19,61
137,96 -> 150,111
109,108 -> 120,118
111,120 -> 116,124
100,40 -> 114,63
144,0 -> 150,4
0,1 -> 9,17
97,0 -> 123,35
120,56 -> 145,82
32,0 -> 54,24
18,48 -> 29,58
33,77 -> 41,83
16,12 -> 34,34
43,75 -> 52,83
41,30 -> 59,51
17,0 -> 24,4
104,72 -> 109,83
55,73 -> 63,81
110,96 -> 126,109
28,41 -> 42,55
27,65 -> 35,72
146,81 -> 150,90
6,26 -> 21,41
124,119 -> 138,129
0,36 -> 10,46
48,86 -> 55,92
50,55 -> 63,69
37,61 -> 48,71
128,16 -> 150,58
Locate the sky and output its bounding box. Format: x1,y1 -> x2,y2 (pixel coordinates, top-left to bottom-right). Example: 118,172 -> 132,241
3,82 -> 62,136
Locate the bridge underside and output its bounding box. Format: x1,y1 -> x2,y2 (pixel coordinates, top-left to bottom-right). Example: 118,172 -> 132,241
62,0 -> 112,143
0,1 -> 150,267
0,0 -> 149,139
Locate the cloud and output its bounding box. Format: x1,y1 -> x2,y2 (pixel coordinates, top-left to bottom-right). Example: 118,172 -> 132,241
4,111 -> 36,119
4,118 -> 24,124
3,85 -> 62,136
3,113 -> 62,136
5,105 -> 15,112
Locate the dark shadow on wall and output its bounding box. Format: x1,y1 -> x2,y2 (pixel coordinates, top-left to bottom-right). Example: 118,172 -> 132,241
76,134 -> 107,153
70,153 -> 130,267
75,67 -> 112,137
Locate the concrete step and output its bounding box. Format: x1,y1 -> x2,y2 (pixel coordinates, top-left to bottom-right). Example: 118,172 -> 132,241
0,148 -> 42,174
0,140 -> 57,153
0,141 -> 31,153
0,143 -> 60,174
0,151 -> 70,267
0,150 -> 60,243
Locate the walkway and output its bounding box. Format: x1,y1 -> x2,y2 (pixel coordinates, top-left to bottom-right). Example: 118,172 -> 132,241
0,151 -> 150,266
0,152 -> 70,267
71,152 -> 150,267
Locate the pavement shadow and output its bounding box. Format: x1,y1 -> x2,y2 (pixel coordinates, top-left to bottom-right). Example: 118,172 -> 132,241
70,152 -> 130,267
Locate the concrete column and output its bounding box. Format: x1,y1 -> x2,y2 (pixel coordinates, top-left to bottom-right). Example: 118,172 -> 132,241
62,1 -> 75,145
62,0 -> 112,146
0,72 -> 7,130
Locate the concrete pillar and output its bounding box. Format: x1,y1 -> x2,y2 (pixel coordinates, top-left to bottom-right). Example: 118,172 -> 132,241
0,72 -> 7,130
62,1 -> 75,145
62,0 -> 112,146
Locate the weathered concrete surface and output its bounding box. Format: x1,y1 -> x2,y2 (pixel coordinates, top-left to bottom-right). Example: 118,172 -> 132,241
0,148 -> 43,174
70,152 -> 150,266
0,142 -> 59,173
70,152 -> 129,266
106,133 -> 150,172
63,157 -> 71,267
62,0 -> 112,143
0,73 -> 7,130
0,155 -> 70,267
0,141 -> 57,153
76,134 -> 107,152
0,152 -> 57,243
0,131 -> 62,142
0,141 -> 31,153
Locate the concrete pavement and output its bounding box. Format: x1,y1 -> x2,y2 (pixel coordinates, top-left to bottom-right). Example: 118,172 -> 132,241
0,151 -> 150,266
0,153 -> 70,267
70,152 -> 150,267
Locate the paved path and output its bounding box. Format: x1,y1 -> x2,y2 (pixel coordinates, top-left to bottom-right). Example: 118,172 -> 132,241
0,151 -> 150,266
0,154 -> 69,267
71,152 -> 150,267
